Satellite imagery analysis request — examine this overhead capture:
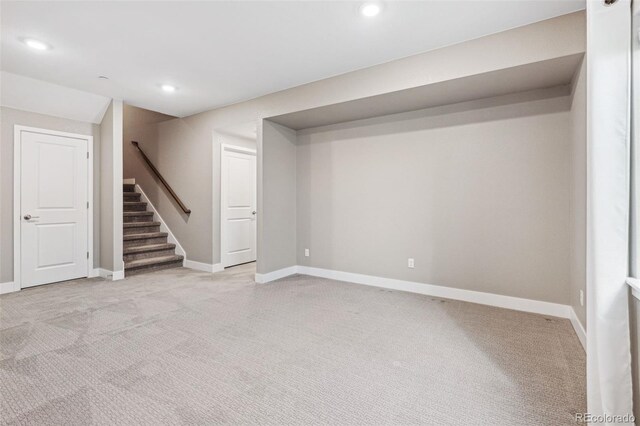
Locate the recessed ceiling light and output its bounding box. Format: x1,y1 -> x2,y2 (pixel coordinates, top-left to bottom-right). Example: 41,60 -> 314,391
161,84 -> 177,93
360,2 -> 382,17
23,38 -> 50,50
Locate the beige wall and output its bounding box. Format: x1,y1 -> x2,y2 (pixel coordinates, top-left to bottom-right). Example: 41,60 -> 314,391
123,104 -> 175,182
296,96 -> 573,304
569,58 -> 587,329
258,121 -> 297,274
0,107 -> 101,283
99,100 -> 124,274
138,12 -> 584,269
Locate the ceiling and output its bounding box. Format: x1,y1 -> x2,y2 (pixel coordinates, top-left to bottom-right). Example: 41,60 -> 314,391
1,1 -> 584,118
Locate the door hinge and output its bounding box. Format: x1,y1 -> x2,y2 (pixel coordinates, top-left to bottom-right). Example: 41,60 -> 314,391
87,202 -> 89,209
87,152 -> 89,159
87,251 -> 89,259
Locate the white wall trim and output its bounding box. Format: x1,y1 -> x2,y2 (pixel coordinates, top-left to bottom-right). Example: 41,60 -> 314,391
135,184 -> 186,260
258,265 -> 573,320
0,282 -> 19,295
89,268 -> 100,278
184,260 -> 223,273
255,266 -> 299,284
297,266 -> 572,318
570,308 -> 587,351
97,268 -> 124,281
13,125 -> 94,290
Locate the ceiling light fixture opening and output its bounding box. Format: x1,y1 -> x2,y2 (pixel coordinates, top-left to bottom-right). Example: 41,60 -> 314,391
360,2 -> 382,17
161,84 -> 177,93
23,38 -> 50,50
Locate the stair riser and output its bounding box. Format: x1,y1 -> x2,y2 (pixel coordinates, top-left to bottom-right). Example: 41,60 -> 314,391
125,260 -> 183,276
123,225 -> 161,235
124,204 -> 147,212
124,248 -> 176,262
123,184 -> 135,193
124,236 -> 168,248
124,214 -> 154,223
124,194 -> 141,202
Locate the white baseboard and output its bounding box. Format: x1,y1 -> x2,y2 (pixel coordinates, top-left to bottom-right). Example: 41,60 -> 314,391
259,265 -> 572,320
184,260 -> 223,273
255,266 -> 299,284
0,281 -> 19,295
97,269 -> 125,281
298,266 -> 571,318
569,308 -> 586,350
89,268 -> 100,278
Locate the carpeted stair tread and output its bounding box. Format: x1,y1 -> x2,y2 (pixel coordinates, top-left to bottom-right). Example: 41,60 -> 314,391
124,232 -> 167,241
123,243 -> 176,255
123,221 -> 161,228
124,211 -> 153,217
125,254 -> 184,269
122,183 -> 181,276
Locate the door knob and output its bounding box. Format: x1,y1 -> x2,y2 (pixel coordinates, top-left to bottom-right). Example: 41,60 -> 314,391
252,211 -> 257,215
23,214 -> 39,220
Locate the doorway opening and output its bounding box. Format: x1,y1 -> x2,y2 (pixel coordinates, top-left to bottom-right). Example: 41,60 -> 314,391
216,122 -> 258,269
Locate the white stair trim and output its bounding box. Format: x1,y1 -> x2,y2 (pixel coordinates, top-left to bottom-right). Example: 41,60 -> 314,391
134,184 -> 186,261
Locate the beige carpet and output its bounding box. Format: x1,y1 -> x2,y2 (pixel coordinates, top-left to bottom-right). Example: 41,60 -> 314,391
0,263 -> 585,425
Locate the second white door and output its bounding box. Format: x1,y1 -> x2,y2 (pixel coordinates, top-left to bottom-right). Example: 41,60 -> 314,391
221,146 -> 257,267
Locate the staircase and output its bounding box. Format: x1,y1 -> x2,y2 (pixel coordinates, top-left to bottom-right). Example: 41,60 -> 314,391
123,183 -> 184,275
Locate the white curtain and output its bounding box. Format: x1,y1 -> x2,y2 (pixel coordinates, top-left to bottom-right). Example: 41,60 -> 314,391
586,0 -> 634,422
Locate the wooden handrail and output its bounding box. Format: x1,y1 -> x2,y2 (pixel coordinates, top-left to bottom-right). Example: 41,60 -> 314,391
131,141 -> 191,214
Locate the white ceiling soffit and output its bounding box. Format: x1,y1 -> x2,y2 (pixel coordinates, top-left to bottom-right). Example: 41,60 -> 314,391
1,1 -> 584,118
268,53 -> 583,130
1,71 -> 111,124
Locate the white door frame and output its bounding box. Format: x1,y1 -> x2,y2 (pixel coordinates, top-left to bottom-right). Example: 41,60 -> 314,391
220,143 -> 257,268
13,125 -> 94,290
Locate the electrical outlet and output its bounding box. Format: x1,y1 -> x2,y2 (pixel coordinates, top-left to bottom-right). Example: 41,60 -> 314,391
305,248 -> 310,257
580,290 -> 584,307
408,258 -> 415,268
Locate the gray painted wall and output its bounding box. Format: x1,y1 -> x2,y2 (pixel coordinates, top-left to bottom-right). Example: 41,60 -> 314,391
99,102 -> 115,272
569,58 -> 587,329
138,12 -> 584,270
258,121 -> 297,274
99,100 -> 124,274
123,104 -> 175,182
296,96 -> 573,304
0,107 -> 101,283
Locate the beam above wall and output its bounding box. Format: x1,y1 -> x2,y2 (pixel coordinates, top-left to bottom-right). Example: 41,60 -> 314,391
268,54 -> 582,131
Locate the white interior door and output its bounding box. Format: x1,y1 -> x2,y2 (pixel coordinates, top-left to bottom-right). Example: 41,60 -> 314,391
20,130 -> 89,288
221,146 -> 257,267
